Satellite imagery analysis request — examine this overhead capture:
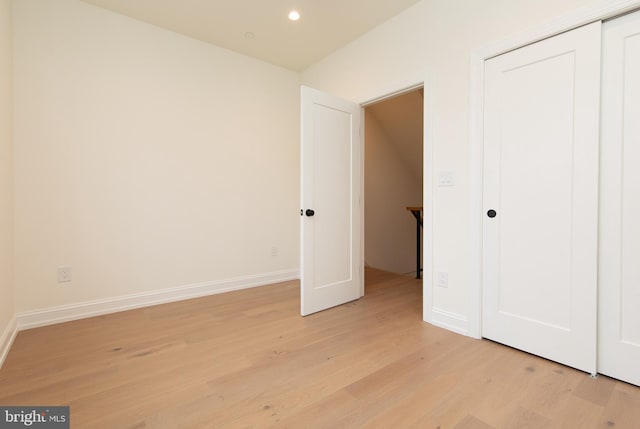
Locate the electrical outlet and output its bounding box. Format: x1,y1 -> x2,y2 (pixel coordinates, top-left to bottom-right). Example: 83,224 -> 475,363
271,246 -> 278,257
437,272 -> 449,288
58,266 -> 72,283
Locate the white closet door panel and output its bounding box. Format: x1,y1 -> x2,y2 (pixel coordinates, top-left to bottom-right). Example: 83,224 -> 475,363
483,22 -> 601,374
599,10 -> 640,387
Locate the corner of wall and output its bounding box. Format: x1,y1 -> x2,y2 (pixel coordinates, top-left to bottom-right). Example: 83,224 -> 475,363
0,315 -> 17,369
0,0 -> 16,371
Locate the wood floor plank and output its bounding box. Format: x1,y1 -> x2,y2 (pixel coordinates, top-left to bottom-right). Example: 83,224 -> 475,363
598,387 -> 640,429
0,268 -> 639,428
574,375 -> 617,407
453,415 -> 495,429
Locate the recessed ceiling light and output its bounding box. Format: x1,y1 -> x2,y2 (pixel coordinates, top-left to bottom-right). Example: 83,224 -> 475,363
288,10 -> 300,21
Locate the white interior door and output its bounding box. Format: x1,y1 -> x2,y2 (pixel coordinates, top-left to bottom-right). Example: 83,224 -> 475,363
482,22 -> 601,374
300,86 -> 362,316
599,11 -> 640,387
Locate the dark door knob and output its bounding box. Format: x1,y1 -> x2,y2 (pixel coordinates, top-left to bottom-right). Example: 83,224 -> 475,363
305,209 -> 315,217
487,209 -> 497,218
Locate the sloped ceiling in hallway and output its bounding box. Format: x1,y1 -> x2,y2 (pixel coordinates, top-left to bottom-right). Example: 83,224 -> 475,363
367,90 -> 424,183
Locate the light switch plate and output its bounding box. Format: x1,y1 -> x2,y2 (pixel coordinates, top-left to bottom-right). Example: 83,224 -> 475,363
438,171 -> 455,187
437,272 -> 449,288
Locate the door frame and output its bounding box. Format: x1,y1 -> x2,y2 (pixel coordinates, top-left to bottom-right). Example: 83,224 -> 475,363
357,77 -> 433,320
469,0 -> 640,340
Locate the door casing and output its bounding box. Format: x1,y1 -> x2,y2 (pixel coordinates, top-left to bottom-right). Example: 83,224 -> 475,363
301,78 -> 433,320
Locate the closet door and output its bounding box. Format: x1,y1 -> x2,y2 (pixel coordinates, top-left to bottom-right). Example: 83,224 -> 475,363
599,10 -> 640,387
482,22 -> 601,374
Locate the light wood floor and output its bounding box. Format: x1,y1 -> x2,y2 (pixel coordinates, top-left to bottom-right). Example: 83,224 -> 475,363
1,268 -> 639,428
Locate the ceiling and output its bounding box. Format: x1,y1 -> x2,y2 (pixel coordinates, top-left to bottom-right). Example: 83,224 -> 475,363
79,0 -> 422,71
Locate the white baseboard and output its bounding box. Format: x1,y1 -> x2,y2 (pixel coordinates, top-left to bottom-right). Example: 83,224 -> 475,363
0,316 -> 18,369
16,269 -> 299,331
429,307 -> 470,336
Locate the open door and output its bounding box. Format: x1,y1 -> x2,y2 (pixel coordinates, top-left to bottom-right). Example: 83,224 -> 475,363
300,86 -> 362,316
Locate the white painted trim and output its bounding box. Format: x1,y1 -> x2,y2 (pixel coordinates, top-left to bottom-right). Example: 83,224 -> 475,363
421,77 -> 435,329
360,108 -> 366,298
357,74 -> 434,329
16,269 -> 299,331
469,0 -> 640,340
0,316 -> 18,369
477,0 -> 640,61
430,307 -> 469,336
468,50 -> 486,340
356,68 -> 428,106
360,83 -> 424,107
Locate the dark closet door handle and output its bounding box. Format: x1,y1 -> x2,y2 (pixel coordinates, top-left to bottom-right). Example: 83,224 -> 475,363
305,209 -> 315,217
487,209 -> 497,218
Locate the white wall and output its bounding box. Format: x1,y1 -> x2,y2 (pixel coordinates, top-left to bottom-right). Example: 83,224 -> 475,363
0,0 -> 15,360
12,0 -> 300,315
7,0 -> 604,334
365,109 -> 421,275
302,0 -> 598,331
